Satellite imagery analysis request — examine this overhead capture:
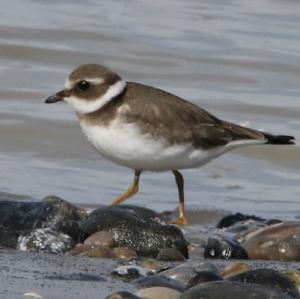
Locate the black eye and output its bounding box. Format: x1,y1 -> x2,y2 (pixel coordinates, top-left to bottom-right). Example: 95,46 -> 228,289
77,80 -> 90,91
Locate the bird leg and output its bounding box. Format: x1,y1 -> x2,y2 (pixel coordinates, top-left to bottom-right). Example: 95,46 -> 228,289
172,170 -> 188,225
110,170 -> 141,206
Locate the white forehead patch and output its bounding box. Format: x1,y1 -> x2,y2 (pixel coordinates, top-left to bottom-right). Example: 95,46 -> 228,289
64,77 -> 104,89
64,80 -> 126,114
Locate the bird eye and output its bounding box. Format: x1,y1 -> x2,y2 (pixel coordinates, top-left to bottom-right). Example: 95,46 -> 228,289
77,80 -> 90,91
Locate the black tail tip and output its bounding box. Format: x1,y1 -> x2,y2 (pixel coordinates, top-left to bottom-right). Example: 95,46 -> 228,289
265,134 -> 295,145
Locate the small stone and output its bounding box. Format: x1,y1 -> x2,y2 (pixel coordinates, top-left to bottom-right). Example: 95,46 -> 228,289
160,264 -> 197,285
113,247 -> 137,260
17,228 -> 74,254
83,231 -> 114,248
187,271 -> 222,288
283,271 -> 300,292
79,246 -> 113,258
156,248 -> 185,261
137,287 -> 181,299
111,265 -> 154,282
221,262 -> 251,278
137,258 -> 161,271
105,292 -> 141,299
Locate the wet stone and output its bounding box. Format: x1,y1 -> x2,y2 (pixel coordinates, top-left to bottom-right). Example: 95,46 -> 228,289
0,196 -> 86,248
220,262 -> 252,278
111,265 -> 154,282
113,247 -> 137,260
156,248 -> 185,261
242,222 -> 300,261
134,275 -> 186,292
204,237 -> 248,259
105,291 -> 142,299
83,231 -> 114,248
160,264 -> 197,285
79,205 -> 188,258
228,269 -> 300,299
17,228 -> 75,254
180,281 -> 294,299
137,286 -> 181,299
217,212 -> 265,229
187,271 -> 222,288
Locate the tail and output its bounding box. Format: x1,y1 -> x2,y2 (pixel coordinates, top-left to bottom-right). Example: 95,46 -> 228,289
262,132 -> 295,145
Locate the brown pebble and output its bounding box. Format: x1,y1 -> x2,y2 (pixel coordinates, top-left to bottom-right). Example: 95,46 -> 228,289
113,247 -> 137,260
138,259 -> 161,271
220,262 -> 251,278
137,287 -> 180,299
67,243 -> 86,256
84,231 -> 114,248
79,246 -> 114,258
156,248 -> 185,261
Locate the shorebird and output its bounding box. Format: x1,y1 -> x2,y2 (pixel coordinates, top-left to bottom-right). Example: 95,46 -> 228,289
45,64 -> 295,225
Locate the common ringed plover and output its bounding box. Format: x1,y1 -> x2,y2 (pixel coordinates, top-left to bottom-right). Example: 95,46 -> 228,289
45,64 -> 295,225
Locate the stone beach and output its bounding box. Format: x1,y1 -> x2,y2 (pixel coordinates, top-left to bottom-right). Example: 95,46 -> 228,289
1,195 -> 300,298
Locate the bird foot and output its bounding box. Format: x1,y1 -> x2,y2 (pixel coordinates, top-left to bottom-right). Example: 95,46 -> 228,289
173,216 -> 189,226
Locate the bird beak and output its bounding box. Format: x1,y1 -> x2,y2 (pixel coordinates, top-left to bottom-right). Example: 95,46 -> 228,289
45,90 -> 70,104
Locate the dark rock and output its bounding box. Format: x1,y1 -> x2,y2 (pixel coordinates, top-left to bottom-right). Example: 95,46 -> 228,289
180,281 -> 294,299
134,275 -> 186,292
204,237 -> 248,259
46,272 -> 106,281
80,205 -> 188,258
217,213 -> 265,228
17,228 -> 75,253
111,265 -> 154,282
156,248 -> 185,261
229,269 -> 300,299
105,291 -> 142,299
0,196 -> 86,248
187,271 -> 222,288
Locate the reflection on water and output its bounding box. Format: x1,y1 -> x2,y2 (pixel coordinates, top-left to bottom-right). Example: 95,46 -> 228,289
0,0 -> 300,220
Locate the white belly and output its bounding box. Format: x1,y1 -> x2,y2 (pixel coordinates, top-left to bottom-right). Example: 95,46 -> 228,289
80,118 -> 231,172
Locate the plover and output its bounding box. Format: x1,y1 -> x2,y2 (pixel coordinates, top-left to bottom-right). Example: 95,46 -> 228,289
45,64 -> 295,225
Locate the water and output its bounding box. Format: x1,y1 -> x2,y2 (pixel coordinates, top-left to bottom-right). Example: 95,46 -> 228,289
1,0 -> 300,220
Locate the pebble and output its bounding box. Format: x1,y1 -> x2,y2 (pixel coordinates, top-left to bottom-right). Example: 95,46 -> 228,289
83,231 -> 114,248
105,291 -> 141,299
17,228 -> 74,253
113,247 -> 138,260
137,287 -> 181,299
160,264 -> 197,285
220,262 -> 251,278
156,248 -> 185,261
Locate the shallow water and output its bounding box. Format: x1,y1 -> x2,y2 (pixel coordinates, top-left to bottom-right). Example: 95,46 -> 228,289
1,0 -> 300,220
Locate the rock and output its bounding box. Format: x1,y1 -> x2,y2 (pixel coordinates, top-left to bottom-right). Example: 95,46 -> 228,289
284,271 -> 300,292
156,248 -> 185,261
187,271 -> 222,288
80,205 -> 188,258
17,228 -> 74,253
160,264 -> 197,285
204,237 -> 248,259
105,291 -> 141,299
220,262 -> 251,278
83,231 -> 115,248
134,275 -> 186,292
242,222 -> 300,261
229,269 -> 300,299
113,247 -> 137,260
111,265 -> 154,282
180,281 -> 294,299
137,287 -> 181,299
217,213 -> 265,229
0,196 -> 85,248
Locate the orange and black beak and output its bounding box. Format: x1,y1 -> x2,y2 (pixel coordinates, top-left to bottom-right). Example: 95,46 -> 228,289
45,90 -> 70,104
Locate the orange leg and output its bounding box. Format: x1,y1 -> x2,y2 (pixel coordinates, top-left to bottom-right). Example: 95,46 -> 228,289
110,170 -> 141,206
172,170 -> 188,226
